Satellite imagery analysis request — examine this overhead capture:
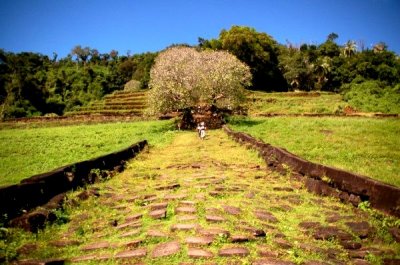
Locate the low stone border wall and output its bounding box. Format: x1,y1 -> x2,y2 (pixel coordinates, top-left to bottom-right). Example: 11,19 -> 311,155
223,126 -> 400,217
0,140 -> 148,225
255,113 -> 400,118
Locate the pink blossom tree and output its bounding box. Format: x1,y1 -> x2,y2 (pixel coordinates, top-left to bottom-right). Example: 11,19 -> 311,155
148,46 -> 251,115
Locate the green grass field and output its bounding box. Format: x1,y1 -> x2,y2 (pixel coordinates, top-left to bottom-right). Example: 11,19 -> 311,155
230,116 -> 400,187
0,120 -> 175,186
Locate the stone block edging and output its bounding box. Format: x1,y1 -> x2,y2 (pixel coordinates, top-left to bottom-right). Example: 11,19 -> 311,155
0,140 -> 148,224
223,126 -> 400,217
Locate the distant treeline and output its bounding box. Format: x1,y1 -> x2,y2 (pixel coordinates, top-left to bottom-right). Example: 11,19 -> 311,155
1,26 -> 399,118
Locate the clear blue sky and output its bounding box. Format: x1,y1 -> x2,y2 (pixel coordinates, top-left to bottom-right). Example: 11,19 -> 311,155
1,0 -> 399,58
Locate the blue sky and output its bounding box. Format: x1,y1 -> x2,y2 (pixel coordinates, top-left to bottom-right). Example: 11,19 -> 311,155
0,0 -> 399,58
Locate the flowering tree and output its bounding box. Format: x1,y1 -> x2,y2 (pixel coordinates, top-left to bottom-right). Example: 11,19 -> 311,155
148,47 -> 251,114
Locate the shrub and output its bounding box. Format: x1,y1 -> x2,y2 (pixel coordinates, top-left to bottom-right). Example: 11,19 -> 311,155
342,80 -> 400,113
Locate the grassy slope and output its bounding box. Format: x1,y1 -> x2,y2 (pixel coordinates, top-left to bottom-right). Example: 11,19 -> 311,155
230,116 -> 400,187
0,120 -> 175,186
246,91 -> 344,115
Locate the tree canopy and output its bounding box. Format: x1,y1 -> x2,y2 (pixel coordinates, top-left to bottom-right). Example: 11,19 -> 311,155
200,26 -> 286,92
148,46 -> 251,114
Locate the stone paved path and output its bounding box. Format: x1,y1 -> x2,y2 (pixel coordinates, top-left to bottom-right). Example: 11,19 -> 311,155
14,130 -> 400,264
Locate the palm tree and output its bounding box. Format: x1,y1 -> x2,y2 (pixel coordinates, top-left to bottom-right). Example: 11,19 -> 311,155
314,56 -> 331,90
373,42 -> 387,53
343,40 -> 357,57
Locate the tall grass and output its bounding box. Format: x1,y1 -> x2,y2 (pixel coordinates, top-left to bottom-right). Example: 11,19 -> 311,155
0,120 -> 175,186
229,116 -> 400,187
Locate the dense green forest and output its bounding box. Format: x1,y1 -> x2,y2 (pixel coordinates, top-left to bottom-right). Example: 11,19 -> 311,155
1,26 -> 399,119
0,48 -> 156,118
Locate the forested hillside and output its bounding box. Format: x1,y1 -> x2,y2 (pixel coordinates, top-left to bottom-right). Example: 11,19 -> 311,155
0,48 -> 156,118
1,26 -> 399,119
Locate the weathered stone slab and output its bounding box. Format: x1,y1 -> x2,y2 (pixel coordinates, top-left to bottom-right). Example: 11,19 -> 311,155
185,236 -> 213,246
123,239 -> 143,248
175,206 -> 196,214
125,213 -> 143,222
147,229 -> 168,238
245,192 -> 255,199
179,200 -> 196,206
299,221 -> 320,230
230,235 -> 252,243
205,215 -> 225,222
348,247 -> 384,259
273,187 -> 294,192
351,259 -> 370,265
205,207 -> 222,214
115,247 -> 147,258
326,213 -> 341,223
115,220 -> 142,230
298,243 -> 323,253
257,246 -> 280,258
254,210 -> 278,223
125,195 -> 140,202
237,225 -> 266,237
218,246 -> 249,257
383,258 -> 400,265
389,227 -> 400,242
340,240 -> 362,250
171,223 -> 199,231
149,202 -> 168,211
209,191 -> 223,197
214,186 -> 226,191
71,253 -> 111,262
142,196 -> 158,204
152,241 -> 181,257
253,258 -> 296,265
149,209 -> 167,219
81,241 -> 114,251
195,193 -> 206,200
223,205 -> 242,215
302,261 -> 330,265
155,183 -> 180,190
143,194 -> 157,200
345,221 -> 372,239
112,205 -> 127,211
49,240 -> 80,247
194,184 -> 208,189
188,247 -> 214,259
17,257 -> 62,264
198,227 -> 230,237
313,226 -> 353,241
177,215 -> 197,221
165,194 -> 187,200
274,238 -> 292,249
